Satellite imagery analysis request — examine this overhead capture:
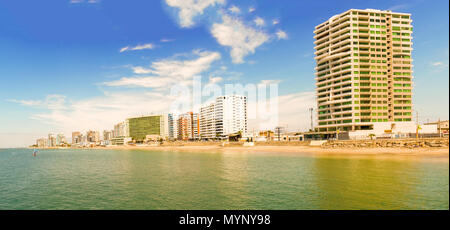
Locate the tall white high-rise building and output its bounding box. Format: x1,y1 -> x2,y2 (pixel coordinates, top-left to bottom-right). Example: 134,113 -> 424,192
200,95 -> 247,140
314,9 -> 414,133
48,133 -> 56,147
114,120 -> 129,137
160,113 -> 173,140
56,133 -> 66,146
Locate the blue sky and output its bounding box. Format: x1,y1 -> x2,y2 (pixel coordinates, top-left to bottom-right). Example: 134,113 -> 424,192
0,0 -> 448,147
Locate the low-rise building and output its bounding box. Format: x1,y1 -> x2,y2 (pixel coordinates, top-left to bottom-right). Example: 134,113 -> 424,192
424,120 -> 449,135
111,136 -> 132,145
346,121 -> 439,140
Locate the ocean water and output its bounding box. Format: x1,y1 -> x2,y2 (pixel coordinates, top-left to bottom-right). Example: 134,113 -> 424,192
0,148 -> 448,210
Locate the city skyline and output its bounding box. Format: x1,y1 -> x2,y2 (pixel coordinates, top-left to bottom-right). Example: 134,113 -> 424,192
0,0 -> 449,148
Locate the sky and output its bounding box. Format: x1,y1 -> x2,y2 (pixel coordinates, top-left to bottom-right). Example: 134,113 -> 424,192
0,0 -> 448,148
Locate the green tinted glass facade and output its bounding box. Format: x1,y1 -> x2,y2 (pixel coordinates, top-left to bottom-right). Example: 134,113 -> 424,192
128,116 -> 160,141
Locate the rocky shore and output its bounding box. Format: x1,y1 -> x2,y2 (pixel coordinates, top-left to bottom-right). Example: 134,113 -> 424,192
322,138 -> 449,148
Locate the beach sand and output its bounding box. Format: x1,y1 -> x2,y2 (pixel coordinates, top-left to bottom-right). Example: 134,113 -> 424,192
91,144 -> 449,159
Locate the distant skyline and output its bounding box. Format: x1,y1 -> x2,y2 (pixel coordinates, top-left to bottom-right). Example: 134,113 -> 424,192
0,0 -> 449,147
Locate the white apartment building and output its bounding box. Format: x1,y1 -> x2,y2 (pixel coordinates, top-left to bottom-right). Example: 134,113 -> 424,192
200,95 -> 248,140
36,138 -> 48,148
48,133 -> 56,147
172,114 -> 179,140
160,113 -> 173,140
314,9 -> 414,133
56,133 -> 66,146
113,120 -> 129,137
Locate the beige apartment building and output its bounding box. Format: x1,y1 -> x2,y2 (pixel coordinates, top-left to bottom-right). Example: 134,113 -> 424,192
314,9 -> 413,133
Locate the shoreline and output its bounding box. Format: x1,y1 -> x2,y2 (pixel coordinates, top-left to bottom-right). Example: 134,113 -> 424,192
31,144 -> 449,158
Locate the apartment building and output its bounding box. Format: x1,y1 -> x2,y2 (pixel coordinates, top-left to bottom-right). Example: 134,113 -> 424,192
48,133 -> 56,147
126,114 -> 173,142
314,9 -> 413,133
113,120 -> 129,138
72,131 -> 82,144
103,130 -> 113,141
177,112 -> 200,141
199,95 -> 248,140
56,133 -> 66,146
86,130 -> 100,143
36,138 -> 48,148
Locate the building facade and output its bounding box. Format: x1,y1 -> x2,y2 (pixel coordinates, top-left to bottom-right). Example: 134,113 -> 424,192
199,95 -> 248,140
425,120 -> 449,135
160,113 -> 173,140
72,131 -> 82,145
314,9 -> 413,133
177,112 -> 200,140
103,130 -> 113,141
48,133 -> 56,147
127,114 -> 173,142
86,130 -> 100,143
114,120 -> 129,138
36,138 -> 48,148
56,133 -> 66,146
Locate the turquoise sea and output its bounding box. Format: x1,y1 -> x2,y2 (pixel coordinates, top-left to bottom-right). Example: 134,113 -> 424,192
0,148 -> 448,210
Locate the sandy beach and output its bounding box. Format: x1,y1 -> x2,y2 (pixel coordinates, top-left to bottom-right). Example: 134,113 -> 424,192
85,144 -> 449,158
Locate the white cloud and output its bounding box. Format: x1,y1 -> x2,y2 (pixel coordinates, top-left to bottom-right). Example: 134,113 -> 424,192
104,76 -> 183,88
165,0 -> 226,28
229,5 -> 240,14
120,43 -> 155,53
248,7 -> 255,13
276,29 -> 288,40
105,50 -> 221,88
208,76 -> 223,84
275,91 -> 316,131
132,66 -> 152,74
24,92 -> 174,135
211,14 -> 269,63
432,62 -> 445,66
254,17 -> 265,27
160,38 -> 175,43
431,61 -> 449,70
8,95 -> 66,110
246,91 -> 316,132
272,19 -> 279,25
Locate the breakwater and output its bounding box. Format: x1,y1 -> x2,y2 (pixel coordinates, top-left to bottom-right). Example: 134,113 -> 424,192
322,138 -> 449,148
